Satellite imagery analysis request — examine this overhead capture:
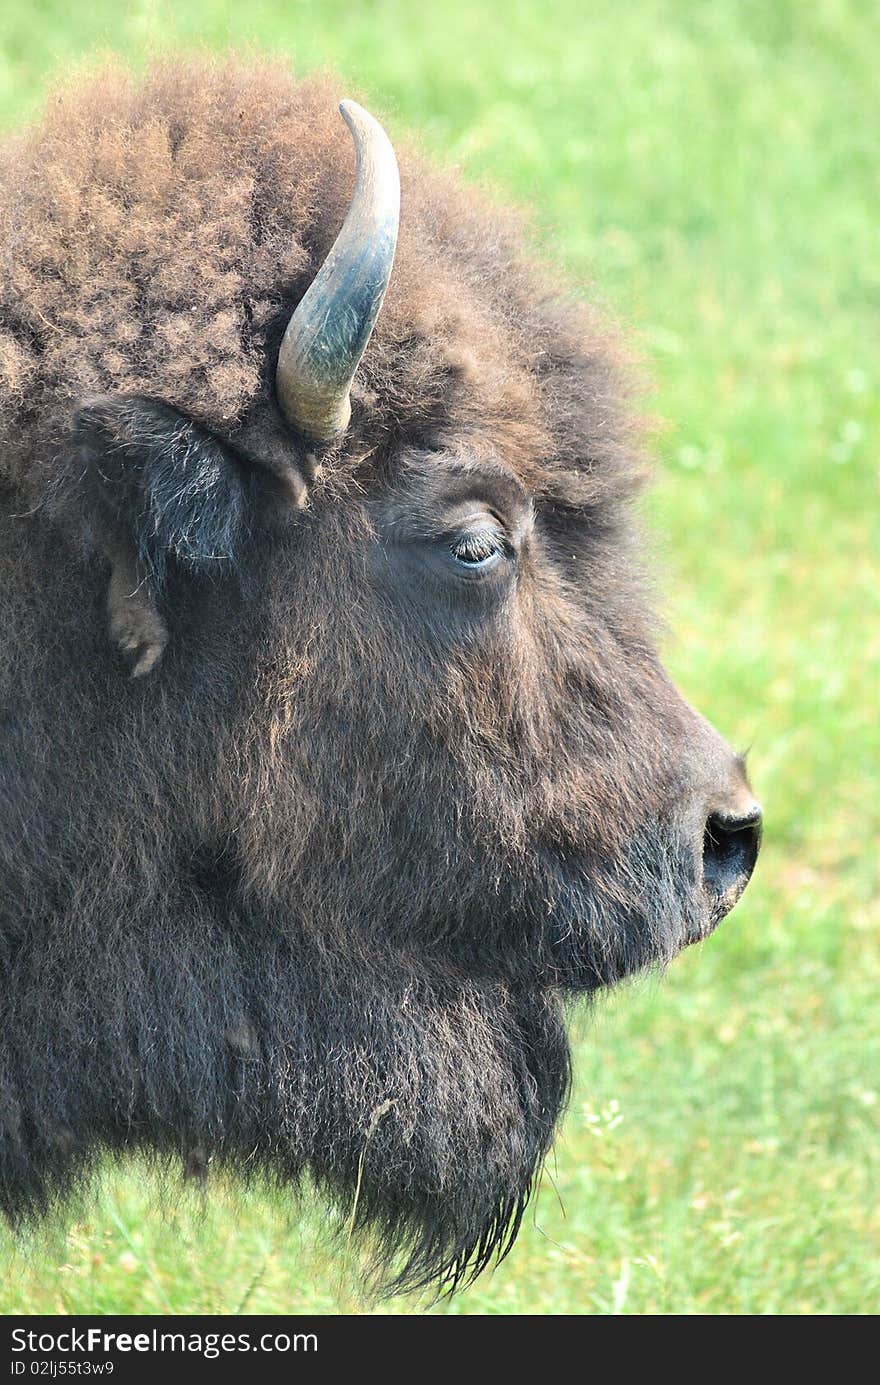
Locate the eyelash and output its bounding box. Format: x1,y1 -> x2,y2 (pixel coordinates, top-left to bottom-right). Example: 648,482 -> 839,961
446,520 -> 515,573
448,528 -> 507,568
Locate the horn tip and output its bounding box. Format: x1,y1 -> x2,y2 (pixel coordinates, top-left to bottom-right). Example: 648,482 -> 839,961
338,98 -> 385,142
338,97 -> 361,123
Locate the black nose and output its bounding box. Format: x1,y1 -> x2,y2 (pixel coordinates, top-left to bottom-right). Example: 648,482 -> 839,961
702,803 -> 762,911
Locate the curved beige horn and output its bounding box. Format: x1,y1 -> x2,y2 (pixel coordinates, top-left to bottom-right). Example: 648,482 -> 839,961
276,99 -> 400,441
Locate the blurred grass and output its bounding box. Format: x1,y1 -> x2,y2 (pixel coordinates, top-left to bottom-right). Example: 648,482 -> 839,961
0,0 -> 877,1315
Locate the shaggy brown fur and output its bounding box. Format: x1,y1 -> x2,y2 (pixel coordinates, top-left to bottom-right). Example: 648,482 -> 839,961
0,58 -> 758,1293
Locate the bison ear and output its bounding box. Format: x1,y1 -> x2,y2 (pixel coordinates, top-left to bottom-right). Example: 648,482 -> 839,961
73,396 -> 255,584
72,395 -> 281,677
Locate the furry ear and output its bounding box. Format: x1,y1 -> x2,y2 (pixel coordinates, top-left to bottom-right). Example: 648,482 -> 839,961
72,395 -> 302,676
74,396 -> 254,588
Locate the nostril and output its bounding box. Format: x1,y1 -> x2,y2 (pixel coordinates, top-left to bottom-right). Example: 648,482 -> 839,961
702,805 -> 762,903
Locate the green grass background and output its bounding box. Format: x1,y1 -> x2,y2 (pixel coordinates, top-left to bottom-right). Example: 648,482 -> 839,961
0,0 -> 877,1315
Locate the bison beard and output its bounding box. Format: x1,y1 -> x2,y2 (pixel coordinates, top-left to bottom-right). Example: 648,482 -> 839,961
0,922 -> 569,1293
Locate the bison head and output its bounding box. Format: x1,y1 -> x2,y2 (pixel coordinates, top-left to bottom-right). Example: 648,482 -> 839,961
0,62 -> 760,1292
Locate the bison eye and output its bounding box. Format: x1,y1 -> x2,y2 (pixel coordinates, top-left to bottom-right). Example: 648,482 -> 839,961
448,525 -> 509,571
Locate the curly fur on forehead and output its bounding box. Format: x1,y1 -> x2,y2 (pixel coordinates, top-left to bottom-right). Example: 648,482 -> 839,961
0,57 -> 645,517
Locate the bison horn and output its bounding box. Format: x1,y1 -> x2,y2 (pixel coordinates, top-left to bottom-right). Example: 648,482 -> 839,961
276,100 -> 400,442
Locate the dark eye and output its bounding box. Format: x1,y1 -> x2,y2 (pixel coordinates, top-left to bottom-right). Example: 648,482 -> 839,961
448,526 -> 508,571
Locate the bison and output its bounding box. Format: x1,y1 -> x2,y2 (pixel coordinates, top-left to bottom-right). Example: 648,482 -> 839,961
0,59 -> 761,1293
